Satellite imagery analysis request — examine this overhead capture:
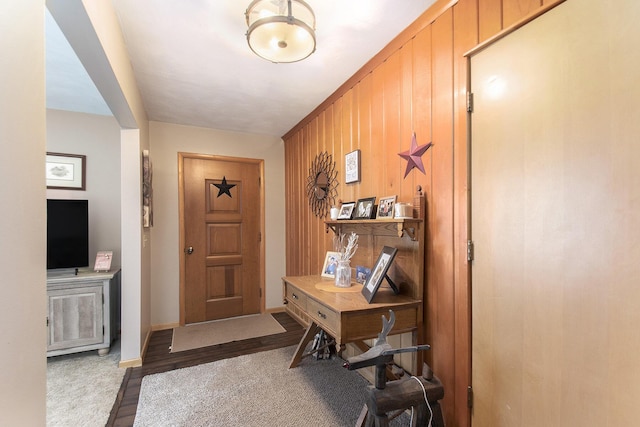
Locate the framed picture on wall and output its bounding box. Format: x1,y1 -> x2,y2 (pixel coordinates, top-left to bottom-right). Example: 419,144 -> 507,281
46,152 -> 86,190
345,149 -> 361,184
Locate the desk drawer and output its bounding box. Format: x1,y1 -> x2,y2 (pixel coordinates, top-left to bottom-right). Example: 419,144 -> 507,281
307,298 -> 339,335
285,283 -> 307,310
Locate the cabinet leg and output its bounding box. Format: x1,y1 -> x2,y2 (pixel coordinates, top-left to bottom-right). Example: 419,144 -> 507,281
98,347 -> 110,356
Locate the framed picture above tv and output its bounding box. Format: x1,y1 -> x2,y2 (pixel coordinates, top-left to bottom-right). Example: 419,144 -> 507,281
46,152 -> 86,190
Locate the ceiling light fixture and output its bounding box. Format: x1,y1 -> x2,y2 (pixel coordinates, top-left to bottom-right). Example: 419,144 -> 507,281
245,0 -> 316,63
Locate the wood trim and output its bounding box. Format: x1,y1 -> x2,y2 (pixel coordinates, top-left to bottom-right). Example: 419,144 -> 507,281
282,0 -> 459,140
464,0 -> 567,58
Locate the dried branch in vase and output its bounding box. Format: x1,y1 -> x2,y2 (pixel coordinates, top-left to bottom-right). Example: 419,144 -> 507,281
340,232 -> 358,261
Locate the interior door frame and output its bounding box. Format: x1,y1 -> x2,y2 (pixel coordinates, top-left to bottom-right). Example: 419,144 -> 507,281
177,151 -> 266,326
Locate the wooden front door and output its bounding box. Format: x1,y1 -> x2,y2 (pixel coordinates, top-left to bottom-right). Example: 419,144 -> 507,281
179,153 -> 263,324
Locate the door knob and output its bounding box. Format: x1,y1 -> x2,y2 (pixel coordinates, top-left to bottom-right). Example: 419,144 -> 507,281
185,246 -> 194,255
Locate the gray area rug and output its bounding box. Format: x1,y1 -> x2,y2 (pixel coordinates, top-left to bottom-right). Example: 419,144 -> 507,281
47,340 -> 125,426
134,346 -> 411,426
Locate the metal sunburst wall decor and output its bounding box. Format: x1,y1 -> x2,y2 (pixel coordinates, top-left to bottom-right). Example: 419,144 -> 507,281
306,151 -> 338,217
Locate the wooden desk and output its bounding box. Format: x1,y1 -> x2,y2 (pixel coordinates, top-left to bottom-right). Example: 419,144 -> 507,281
283,275 -> 421,368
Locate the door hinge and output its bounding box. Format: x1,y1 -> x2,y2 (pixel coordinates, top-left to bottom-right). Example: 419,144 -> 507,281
467,240 -> 474,262
468,385 -> 473,408
46,316 -> 49,327
258,232 -> 262,242
467,92 -> 474,113
259,288 -> 262,298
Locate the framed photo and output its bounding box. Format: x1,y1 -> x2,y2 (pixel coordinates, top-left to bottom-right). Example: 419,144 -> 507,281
355,265 -> 371,284
362,246 -> 399,303
46,152 -> 86,190
377,195 -> 397,219
345,149 -> 361,184
353,197 -> 376,220
337,201 -> 356,220
321,251 -> 341,278
142,150 -> 153,228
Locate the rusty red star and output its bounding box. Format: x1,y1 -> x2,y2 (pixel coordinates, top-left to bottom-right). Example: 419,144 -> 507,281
398,133 -> 432,178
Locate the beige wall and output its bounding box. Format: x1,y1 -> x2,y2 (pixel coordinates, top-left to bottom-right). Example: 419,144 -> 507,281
46,109 -> 122,267
149,121 -> 286,326
48,0 -> 151,363
0,0 -> 46,424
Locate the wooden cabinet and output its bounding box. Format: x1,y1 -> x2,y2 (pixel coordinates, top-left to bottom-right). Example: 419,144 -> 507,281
46,269 -> 120,357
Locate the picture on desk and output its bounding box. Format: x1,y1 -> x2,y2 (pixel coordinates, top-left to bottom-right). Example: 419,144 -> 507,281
361,246 -> 398,303
355,265 -> 371,284
321,251 -> 342,278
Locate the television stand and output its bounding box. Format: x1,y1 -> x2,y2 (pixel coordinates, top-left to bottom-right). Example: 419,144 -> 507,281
46,269 -> 120,357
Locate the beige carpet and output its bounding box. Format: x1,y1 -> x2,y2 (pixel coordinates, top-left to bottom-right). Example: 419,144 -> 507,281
171,313 -> 286,352
47,340 -> 125,426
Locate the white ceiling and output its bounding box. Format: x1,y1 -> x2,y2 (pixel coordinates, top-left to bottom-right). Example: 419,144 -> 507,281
46,1 -> 436,137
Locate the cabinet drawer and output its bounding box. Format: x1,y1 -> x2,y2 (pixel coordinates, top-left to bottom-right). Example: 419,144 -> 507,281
286,284 -> 307,310
307,298 -> 339,335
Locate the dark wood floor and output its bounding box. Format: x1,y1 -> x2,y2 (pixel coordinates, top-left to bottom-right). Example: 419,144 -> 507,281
106,311 -> 305,427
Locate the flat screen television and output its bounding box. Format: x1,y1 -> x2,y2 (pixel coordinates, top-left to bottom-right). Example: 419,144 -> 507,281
47,199 -> 89,270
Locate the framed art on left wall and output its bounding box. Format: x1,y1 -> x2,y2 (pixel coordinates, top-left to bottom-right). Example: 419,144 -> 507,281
46,152 -> 86,190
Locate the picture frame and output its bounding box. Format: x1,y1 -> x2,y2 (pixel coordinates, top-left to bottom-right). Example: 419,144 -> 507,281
46,152 -> 86,190
142,150 -> 154,228
376,195 -> 397,219
345,149 -> 361,184
355,265 -> 371,284
353,197 -> 376,220
321,251 -> 342,278
94,251 -> 113,272
362,246 -> 399,303
337,201 -> 356,220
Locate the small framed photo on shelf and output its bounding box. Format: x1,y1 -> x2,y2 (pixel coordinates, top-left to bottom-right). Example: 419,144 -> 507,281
362,246 -> 398,303
94,251 -> 113,272
337,201 -> 356,220
345,149 -> 361,184
46,152 -> 86,190
355,265 -> 371,284
377,195 -> 397,219
353,197 -> 376,220
321,251 -> 341,278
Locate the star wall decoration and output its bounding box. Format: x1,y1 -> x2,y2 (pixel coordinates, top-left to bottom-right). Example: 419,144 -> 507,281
398,132 -> 432,178
213,176 -> 236,198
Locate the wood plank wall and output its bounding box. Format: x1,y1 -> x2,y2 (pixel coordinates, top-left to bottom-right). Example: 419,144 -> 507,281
282,0 -> 556,425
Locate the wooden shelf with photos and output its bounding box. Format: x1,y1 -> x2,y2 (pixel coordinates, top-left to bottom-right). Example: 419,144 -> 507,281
324,218 -> 423,240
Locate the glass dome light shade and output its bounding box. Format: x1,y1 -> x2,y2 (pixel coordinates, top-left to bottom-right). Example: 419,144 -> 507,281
245,0 -> 316,63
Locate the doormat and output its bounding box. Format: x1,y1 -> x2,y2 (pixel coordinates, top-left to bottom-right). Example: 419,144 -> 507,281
170,313 -> 286,353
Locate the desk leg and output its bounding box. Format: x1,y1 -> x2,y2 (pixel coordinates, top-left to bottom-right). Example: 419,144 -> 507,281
289,321 -> 319,369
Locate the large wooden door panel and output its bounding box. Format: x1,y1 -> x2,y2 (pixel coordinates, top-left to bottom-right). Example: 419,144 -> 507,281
180,154 -> 263,324
470,1 -> 640,425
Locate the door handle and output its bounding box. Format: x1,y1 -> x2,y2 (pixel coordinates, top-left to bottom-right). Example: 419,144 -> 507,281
185,246 -> 194,255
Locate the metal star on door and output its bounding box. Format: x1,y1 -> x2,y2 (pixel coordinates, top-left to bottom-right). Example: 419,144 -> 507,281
213,176 -> 236,198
